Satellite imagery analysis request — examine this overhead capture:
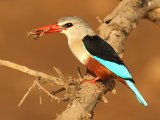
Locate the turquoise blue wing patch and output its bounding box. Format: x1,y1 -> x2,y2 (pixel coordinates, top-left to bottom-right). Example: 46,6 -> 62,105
93,56 -> 132,79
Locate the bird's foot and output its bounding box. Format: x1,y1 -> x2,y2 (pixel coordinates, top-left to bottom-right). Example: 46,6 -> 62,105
82,77 -> 100,85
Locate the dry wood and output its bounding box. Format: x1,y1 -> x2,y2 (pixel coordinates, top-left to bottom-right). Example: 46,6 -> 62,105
0,60 -> 64,86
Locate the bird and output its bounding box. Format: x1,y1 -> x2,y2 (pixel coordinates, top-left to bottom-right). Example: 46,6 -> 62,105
29,16 -> 148,107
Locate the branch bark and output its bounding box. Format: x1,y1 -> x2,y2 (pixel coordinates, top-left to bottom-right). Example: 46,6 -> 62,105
145,7 -> 160,23
55,80 -> 115,120
98,0 -> 160,57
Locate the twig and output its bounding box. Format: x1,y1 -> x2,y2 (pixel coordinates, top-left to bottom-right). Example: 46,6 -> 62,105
35,80 -> 67,102
0,60 -> 64,86
18,80 -> 36,107
96,16 -> 103,23
51,87 -> 65,95
53,67 -> 65,80
38,87 -> 42,104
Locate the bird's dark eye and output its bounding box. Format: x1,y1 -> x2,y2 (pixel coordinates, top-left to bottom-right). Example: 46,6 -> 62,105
63,22 -> 73,28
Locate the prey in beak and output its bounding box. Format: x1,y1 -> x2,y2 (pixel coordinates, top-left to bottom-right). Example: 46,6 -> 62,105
28,24 -> 64,40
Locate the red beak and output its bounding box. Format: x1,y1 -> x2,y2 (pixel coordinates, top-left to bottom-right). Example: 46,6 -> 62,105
28,24 -> 64,39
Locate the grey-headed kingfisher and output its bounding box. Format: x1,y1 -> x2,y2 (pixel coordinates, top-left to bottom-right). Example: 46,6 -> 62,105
29,16 -> 148,107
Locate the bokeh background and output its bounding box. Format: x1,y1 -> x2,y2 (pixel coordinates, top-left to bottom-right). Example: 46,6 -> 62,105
0,0 -> 160,120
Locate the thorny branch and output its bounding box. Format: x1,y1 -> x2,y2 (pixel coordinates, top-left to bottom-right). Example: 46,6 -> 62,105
0,60 -> 64,86
0,0 -> 159,120
0,60 -> 84,106
18,79 -> 68,107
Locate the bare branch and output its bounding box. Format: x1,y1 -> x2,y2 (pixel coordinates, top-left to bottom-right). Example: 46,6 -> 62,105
56,79 -> 116,120
35,80 -> 67,102
18,79 -> 67,107
0,60 -> 64,86
98,0 -> 160,57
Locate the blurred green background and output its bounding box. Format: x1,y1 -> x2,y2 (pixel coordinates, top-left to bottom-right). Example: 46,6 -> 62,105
0,0 -> 160,120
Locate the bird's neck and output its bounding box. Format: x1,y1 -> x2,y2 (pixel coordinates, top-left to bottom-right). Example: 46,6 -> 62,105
67,37 -> 91,64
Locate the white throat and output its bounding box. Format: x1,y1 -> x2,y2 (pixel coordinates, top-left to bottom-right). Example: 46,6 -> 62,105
67,36 -> 93,64
62,26 -> 96,64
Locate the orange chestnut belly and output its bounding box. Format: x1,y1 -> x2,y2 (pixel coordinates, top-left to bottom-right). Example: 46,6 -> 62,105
86,57 -> 116,79
85,57 -> 127,86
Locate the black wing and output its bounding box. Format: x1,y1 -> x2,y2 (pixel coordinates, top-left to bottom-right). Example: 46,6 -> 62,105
82,35 -> 124,65
82,35 -> 134,82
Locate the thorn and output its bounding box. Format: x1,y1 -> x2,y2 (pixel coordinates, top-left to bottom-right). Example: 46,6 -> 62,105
96,16 -> 103,23
39,87 -> 42,105
101,95 -> 108,103
77,66 -> 83,79
53,67 -> 64,79
112,88 -> 116,95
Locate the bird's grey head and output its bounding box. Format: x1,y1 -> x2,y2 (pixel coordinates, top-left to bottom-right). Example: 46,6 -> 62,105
57,16 -> 95,39
30,16 -> 95,40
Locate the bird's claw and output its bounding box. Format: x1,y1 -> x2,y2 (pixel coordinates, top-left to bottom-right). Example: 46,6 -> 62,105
81,79 -> 97,84
81,77 -> 100,85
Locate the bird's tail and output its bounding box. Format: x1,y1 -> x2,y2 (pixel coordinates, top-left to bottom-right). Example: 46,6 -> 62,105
125,80 -> 148,107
